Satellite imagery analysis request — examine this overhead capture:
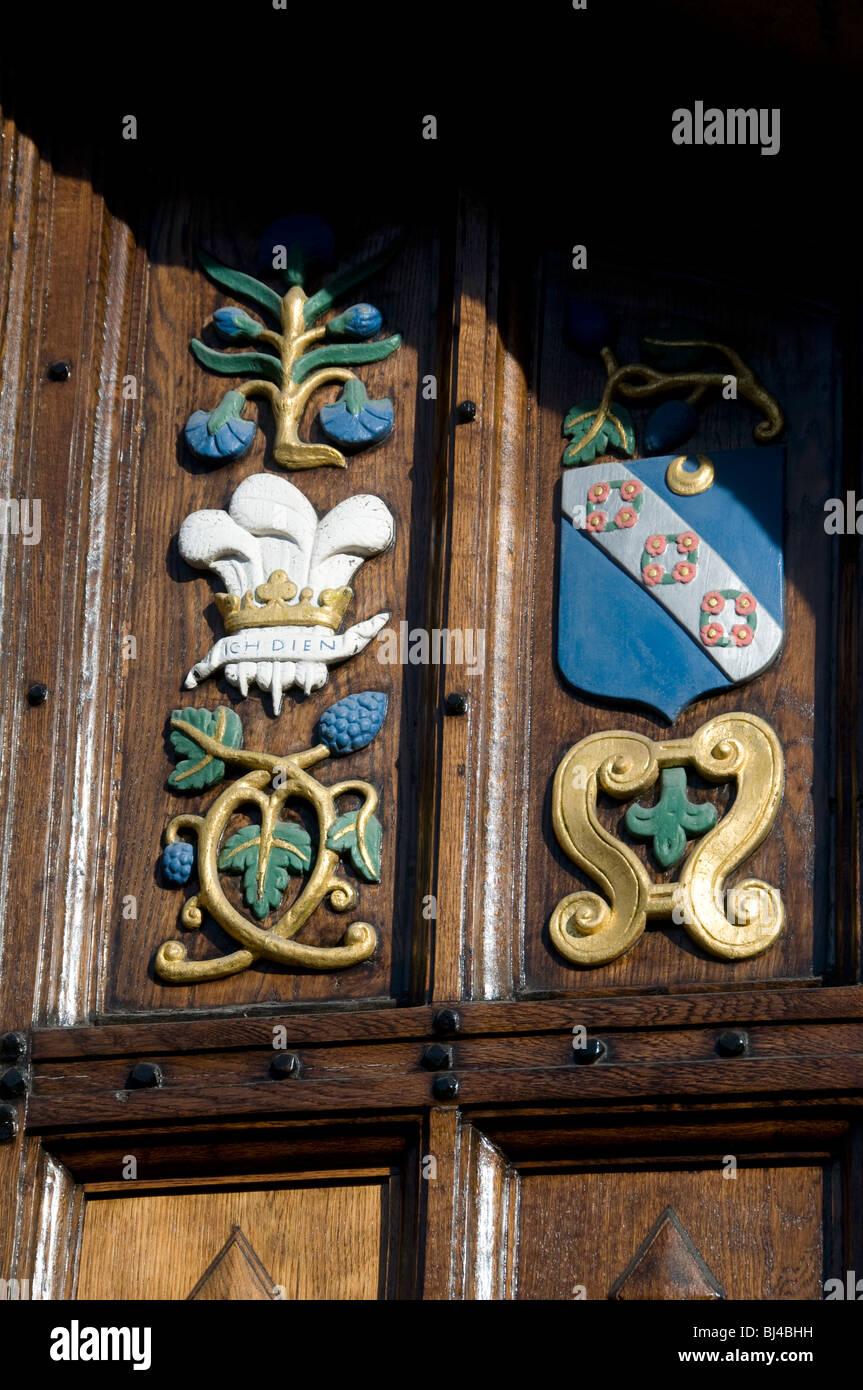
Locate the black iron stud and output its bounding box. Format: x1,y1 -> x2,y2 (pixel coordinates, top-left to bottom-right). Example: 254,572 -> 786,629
422,1044 -> 453,1071
717,1029 -> 748,1057
573,1038 -> 607,1065
0,1032 -> 26,1060
127,1062 -> 163,1089
0,1068 -> 28,1099
431,1073 -> 459,1100
445,692 -> 468,716
271,1053 -> 302,1079
433,1008 -> 461,1036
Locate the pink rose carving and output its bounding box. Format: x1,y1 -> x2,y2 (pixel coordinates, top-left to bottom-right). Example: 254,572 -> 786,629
673,561 -> 696,584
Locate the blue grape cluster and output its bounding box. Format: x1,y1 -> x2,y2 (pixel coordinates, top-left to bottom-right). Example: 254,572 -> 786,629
319,691 -> 387,756
644,399 -> 698,454
162,840 -> 195,885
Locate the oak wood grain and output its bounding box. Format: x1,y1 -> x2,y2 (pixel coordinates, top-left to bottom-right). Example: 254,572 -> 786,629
77,1181 -> 386,1300
30,982 -> 863,1059
516,1165 -> 824,1300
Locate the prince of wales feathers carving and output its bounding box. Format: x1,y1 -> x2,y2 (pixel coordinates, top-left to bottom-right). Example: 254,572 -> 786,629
179,474 -> 394,714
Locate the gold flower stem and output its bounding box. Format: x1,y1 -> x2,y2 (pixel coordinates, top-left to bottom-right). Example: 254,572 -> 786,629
230,287 -> 359,468
257,285 -> 346,469
257,329 -> 285,352
270,388 -> 350,470
238,379 -> 281,407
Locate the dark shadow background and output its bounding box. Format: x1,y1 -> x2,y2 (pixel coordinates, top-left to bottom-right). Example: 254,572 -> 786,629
1,0 -> 859,300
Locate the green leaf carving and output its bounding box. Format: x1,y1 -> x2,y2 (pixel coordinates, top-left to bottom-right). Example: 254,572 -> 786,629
325,809 -> 383,882
208,389 -> 248,434
218,819 -> 313,919
624,767 -> 718,868
342,377 -> 368,414
190,340 -> 283,385
168,707 -> 244,792
562,400 -> 635,466
197,248 -> 284,321
291,334 -> 402,385
303,235 -> 405,326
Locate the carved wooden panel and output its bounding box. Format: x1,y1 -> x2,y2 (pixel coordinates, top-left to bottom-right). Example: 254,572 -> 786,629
518,257 -> 843,995
77,1180 -> 387,1300
98,211 -> 446,1013
515,1165 -> 824,1300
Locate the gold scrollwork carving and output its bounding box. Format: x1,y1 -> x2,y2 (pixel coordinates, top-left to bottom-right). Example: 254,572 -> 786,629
550,713 -> 785,967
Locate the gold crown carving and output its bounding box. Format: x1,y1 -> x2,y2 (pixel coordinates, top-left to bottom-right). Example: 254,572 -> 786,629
215,569 -> 354,634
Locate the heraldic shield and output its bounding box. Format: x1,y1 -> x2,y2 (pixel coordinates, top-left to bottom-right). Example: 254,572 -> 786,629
558,448 -> 784,721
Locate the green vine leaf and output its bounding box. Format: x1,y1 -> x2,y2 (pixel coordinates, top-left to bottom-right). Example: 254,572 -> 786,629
168,707 -> 244,792
292,335 -> 401,384
190,340 -> 283,385
303,235 -> 406,326
197,248 -> 284,321
325,810 -> 383,882
562,400 -> 635,466
218,820 -> 313,919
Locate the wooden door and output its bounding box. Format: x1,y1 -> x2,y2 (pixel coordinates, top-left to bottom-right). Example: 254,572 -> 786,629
1,4 -> 862,1317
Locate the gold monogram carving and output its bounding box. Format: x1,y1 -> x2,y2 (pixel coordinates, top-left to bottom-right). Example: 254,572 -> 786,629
550,713 -> 785,967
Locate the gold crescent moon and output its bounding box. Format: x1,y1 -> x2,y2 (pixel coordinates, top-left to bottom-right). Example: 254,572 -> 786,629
666,454 -> 715,496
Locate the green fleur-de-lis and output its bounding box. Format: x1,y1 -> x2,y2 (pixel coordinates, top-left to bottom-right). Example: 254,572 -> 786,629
624,767 -> 718,868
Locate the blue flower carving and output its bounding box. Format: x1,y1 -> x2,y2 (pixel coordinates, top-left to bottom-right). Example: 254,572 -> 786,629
319,378 -> 394,449
184,389 -> 256,461
327,303 -> 383,340
213,307 -> 263,341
